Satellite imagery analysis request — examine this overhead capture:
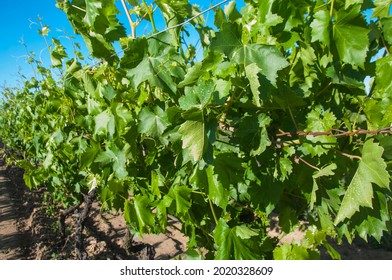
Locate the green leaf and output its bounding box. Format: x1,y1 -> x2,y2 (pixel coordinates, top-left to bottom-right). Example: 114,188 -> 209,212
178,52 -> 224,88
169,185 -> 192,215
235,225 -> 259,239
213,219 -> 262,260
98,83 -> 117,102
354,191 -> 390,242
150,170 -> 163,198
299,106 -> 337,157
235,113 -> 272,156
313,163 -> 337,179
276,157 -> 293,181
80,140 -> 101,169
214,153 -> 245,189
94,109 -> 115,137
112,102 -> 134,135
126,34 -> 179,93
178,109 -> 207,162
206,165 -> 230,209
57,0 -> 125,59
108,178 -> 124,193
245,63 -> 262,107
259,0 -> 284,28
156,195 -> 173,230
124,196 -> 155,233
43,152 -> 54,170
155,0 -> 191,27
335,140 -> 390,224
273,243 -> 319,260
138,106 -> 170,138
232,44 -> 289,86
374,55 -> 392,94
372,0 -> 392,18
84,0 -> 126,40
333,21 -> 369,69
120,37 -> 148,69
179,80 -> 214,110
345,0 -> 363,9
50,38 -> 67,67
210,22 -> 242,57
311,164 -> 337,209
310,9 -> 330,46
224,1 -> 241,22
95,144 -> 129,180
381,17 -> 392,45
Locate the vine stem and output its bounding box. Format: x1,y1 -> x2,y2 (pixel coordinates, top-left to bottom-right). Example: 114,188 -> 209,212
72,4 -> 86,13
121,0 -> 136,38
59,203 -> 81,245
334,149 -> 362,160
75,189 -> 96,260
295,156 -> 321,171
209,199 -> 219,225
276,126 -> 392,138
330,0 -> 335,18
142,0 -> 157,32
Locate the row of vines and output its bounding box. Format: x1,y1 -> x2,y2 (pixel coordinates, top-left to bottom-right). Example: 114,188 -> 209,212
1,0 -> 392,259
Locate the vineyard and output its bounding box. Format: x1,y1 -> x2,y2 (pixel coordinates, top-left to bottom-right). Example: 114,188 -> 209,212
1,0 -> 392,260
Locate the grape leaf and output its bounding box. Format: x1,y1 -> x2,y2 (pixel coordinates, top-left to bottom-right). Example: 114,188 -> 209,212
259,0 -> 284,28
50,38 -> 67,67
124,195 -> 155,233
94,109 -> 115,137
80,140 -> 101,169
43,152 -> 54,170
233,44 -> 289,86
333,22 -> 369,69
138,106 -> 170,138
169,185 -> 192,215
178,52 -> 224,88
214,153 -> 245,189
84,0 -> 126,40
179,80 -> 214,110
112,102 -> 133,135
126,45 -> 178,93
299,106 -> 337,157
335,140 -> 390,224
98,83 -> 116,102
214,219 -> 262,260
352,191 -> 391,242
364,57 -> 392,129
245,63 -> 262,107
206,165 -> 230,210
311,9 -> 330,46
94,144 -> 129,180
381,17 -> 392,45
235,113 -> 272,156
345,0 -> 364,9
273,243 -> 319,260
178,109 -> 207,161
372,0 -> 392,18
210,22 -> 242,57
311,164 -> 337,210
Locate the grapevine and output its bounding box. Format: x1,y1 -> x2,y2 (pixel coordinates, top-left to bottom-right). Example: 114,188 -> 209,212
1,0 -> 392,260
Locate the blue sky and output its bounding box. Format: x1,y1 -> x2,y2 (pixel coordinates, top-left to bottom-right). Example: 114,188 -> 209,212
0,0 -> 243,88
1,0 -> 70,87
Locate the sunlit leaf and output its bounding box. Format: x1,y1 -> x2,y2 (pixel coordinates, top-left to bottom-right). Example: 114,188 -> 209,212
335,140 -> 390,224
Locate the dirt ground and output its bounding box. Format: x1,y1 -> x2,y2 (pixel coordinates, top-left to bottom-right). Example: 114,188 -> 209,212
1,159 -> 392,260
